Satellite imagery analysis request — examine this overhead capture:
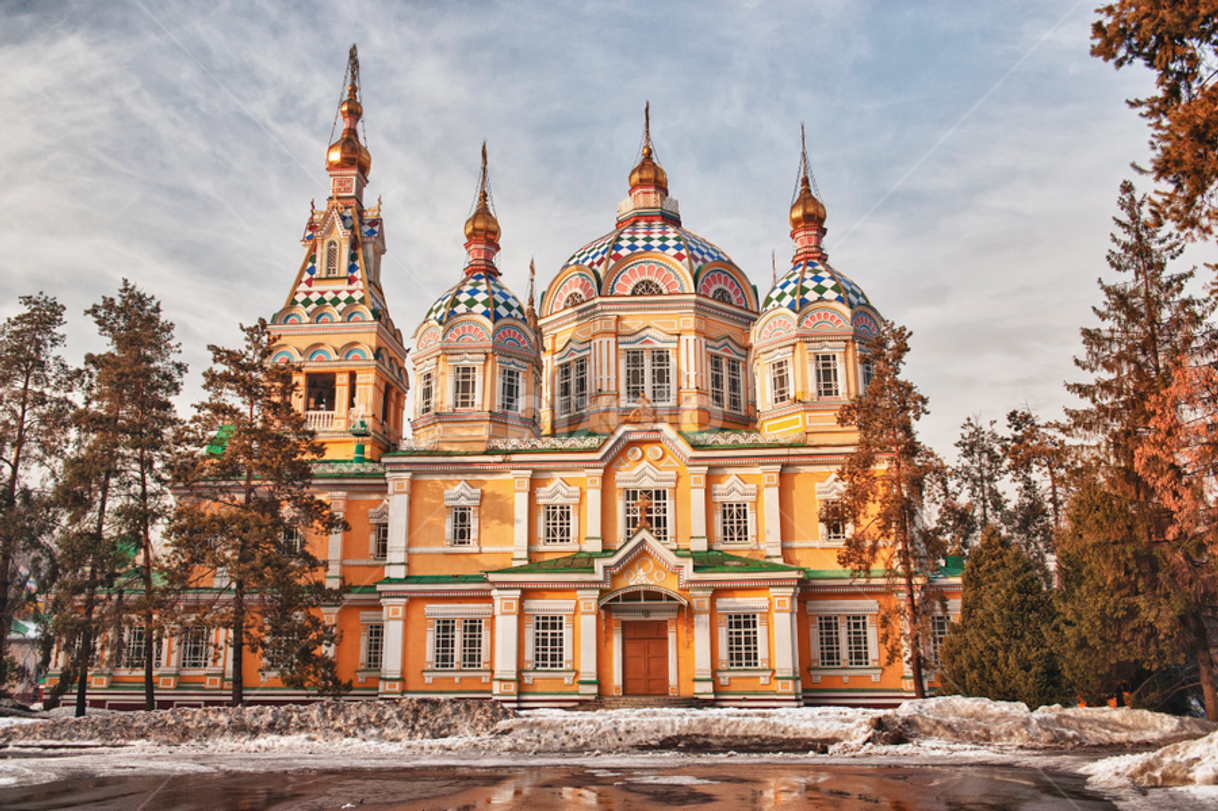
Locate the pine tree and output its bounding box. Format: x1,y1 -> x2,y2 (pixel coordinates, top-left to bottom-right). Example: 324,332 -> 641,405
166,320 -> 346,706
0,294 -> 74,691
1001,409 -> 1059,577
1064,181 -> 1218,718
1092,1 -> 1218,235
938,525 -> 1069,708
952,417 -> 1007,548
81,281 -> 186,710
823,322 -> 945,697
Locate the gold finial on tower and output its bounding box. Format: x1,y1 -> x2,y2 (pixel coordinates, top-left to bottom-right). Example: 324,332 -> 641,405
789,122 -> 825,230
326,44 -> 372,177
464,141 -> 501,245
772,250 -> 777,287
629,101 -> 668,191
526,257 -> 538,329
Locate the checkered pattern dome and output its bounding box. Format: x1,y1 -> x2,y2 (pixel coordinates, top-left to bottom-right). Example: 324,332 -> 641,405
762,259 -> 872,313
560,221 -> 736,279
424,271 -> 527,325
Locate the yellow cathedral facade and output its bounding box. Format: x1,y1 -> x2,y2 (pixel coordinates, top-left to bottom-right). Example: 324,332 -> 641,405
54,49 -> 961,709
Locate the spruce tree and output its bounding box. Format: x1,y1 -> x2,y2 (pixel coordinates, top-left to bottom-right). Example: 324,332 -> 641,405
1064,181 -> 1218,718
952,417 -> 1007,549
823,321 -> 944,697
938,525 -> 1069,708
166,320 -> 346,706
0,294 -> 74,691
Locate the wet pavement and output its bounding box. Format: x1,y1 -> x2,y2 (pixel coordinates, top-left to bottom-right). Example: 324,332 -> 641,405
1,764 -> 1119,810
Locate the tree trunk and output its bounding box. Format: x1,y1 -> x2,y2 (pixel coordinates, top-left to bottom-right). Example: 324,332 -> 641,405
231,582 -> 245,707
140,455 -> 156,711
0,369 -> 33,678
905,570 -> 926,699
1193,613 -> 1218,722
74,564 -> 100,718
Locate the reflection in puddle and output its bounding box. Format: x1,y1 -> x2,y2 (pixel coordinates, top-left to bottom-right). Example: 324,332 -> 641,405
0,763 -> 1121,810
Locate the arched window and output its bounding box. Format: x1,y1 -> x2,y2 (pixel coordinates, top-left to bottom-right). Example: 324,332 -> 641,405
711,287 -> 734,304
631,279 -> 664,296
564,292 -> 585,308
325,241 -> 339,277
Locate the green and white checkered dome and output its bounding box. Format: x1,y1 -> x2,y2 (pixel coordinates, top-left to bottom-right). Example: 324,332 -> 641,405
761,258 -> 872,314
423,271 -> 527,325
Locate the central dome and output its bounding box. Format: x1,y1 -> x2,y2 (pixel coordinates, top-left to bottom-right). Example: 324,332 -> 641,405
424,271 -> 526,325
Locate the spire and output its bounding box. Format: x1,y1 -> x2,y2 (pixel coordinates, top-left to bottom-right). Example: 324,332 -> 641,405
325,45 -> 372,200
789,123 -> 827,260
771,250 -> 777,287
526,258 -> 538,330
628,101 -> 668,193
463,141 -> 501,274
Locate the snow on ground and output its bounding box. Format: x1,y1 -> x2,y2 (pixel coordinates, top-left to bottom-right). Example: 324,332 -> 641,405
1083,729 -> 1218,789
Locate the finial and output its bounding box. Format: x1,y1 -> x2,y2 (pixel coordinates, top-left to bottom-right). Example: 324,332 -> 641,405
526,258 -> 538,330
643,101 -> 652,157
478,141 -> 489,204
771,250 -> 777,287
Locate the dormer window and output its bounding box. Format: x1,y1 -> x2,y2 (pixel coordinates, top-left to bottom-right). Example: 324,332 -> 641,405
631,279 -> 664,296
324,241 -> 340,277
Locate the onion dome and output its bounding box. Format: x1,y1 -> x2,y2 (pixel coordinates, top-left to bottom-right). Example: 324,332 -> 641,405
423,271 -> 527,325
628,102 -> 668,192
326,48 -> 372,176
463,143 -> 502,271
465,183 -> 501,244
789,173 -> 826,230
762,259 -> 871,313
561,220 -> 734,279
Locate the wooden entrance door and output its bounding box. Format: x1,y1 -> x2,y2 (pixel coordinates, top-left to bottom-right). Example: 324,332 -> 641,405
623,620 -> 669,695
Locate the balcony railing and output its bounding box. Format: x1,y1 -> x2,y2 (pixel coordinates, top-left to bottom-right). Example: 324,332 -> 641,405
305,410 -> 335,431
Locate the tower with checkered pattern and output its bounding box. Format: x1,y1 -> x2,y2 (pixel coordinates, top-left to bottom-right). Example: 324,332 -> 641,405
408,144 -> 541,450
266,45 -> 411,462
751,133 -> 883,441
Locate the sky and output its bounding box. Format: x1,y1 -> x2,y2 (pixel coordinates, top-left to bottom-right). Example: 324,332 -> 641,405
1,0 -> 1209,457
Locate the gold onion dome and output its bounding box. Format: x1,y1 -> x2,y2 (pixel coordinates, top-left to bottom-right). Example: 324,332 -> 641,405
789,173 -> 826,230
629,102 -> 668,191
464,143 -> 500,243
326,81 -> 372,175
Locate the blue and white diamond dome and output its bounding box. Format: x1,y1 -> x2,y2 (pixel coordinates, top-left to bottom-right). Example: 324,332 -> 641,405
762,258 -> 873,314
423,271 -> 527,325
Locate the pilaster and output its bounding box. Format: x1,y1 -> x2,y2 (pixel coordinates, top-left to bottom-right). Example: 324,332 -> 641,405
327,491 -> 347,587
512,470 -> 533,564
492,588 -> 521,705
584,469 -> 603,553
761,466 -> 783,561
379,597 -> 407,696
688,466 -> 708,552
691,589 -> 714,700
386,474 -> 411,579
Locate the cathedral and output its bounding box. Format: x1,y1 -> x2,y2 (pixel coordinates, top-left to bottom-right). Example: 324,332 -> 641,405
53,49 -> 961,709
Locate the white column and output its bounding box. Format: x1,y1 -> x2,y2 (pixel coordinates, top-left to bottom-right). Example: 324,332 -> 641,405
326,491 -> 347,587
492,589 -> 521,705
386,474 -> 411,580
617,489 -> 627,546
770,587 -> 797,682
612,615 -> 623,695
577,590 -> 599,695
512,470 -> 532,564
667,617 -> 678,696
379,597 -> 407,696
584,469 -> 603,553
761,466 -> 783,561
689,466 -> 708,552
691,590 -> 714,700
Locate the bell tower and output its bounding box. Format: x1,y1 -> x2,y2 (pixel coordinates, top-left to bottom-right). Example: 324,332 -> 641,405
268,45 -> 410,461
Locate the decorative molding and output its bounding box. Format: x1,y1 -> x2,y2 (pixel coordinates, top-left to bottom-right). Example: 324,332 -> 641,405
535,478 -> 581,505
445,481 -> 482,507
312,461 -> 385,476
685,431 -> 803,447
711,474 -> 758,502
486,435 -> 603,451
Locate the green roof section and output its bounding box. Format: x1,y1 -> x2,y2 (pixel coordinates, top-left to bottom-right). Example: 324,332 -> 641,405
486,551 -> 611,575
205,424 -> 235,457
674,549 -> 804,573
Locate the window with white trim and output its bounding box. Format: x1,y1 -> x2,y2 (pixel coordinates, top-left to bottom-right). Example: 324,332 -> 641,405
499,367 -> 521,413
532,615 -> 566,670
116,627 -> 161,670
809,602 -> 879,670
180,626 -> 210,669
709,354 -> 744,413
444,482 -> 481,548
718,502 -> 750,544
930,615 -> 950,669
815,353 -> 840,398
535,478 -> 580,548
769,357 -> 791,405
726,614 -> 760,668
432,618 -> 483,670
542,504 -> 573,545
816,615 -> 840,668
846,615 -> 870,667
557,356 -> 588,416
861,358 -> 874,392
824,505 -> 847,543
712,475 -> 758,547
419,371 -> 434,415
453,366 -> 478,410
373,522 -> 389,560
625,488 -> 669,542
324,241 -> 339,277
625,349 -> 672,404
282,526 -> 304,554
364,622 -> 384,669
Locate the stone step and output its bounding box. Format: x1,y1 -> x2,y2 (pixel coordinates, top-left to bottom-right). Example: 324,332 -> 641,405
566,695 -> 709,712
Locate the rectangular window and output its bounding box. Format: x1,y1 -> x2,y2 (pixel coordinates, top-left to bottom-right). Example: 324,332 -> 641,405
499,368 -> 521,413
930,615 -> 950,669
719,502 -> 750,544
770,358 -> 791,405
815,353 -> 840,398
861,359 -> 874,391
306,372 -> 337,413
180,627 -> 210,669
453,367 -> 478,410
824,503 -> 847,543
726,614 -> 760,668
533,615 -> 565,670
282,526 -> 304,554
709,354 -> 726,409
450,506 -> 474,546
557,358 -> 588,417
434,618 -> 456,669
117,627 -> 161,670
727,357 -> 743,413
543,504 -> 573,545
817,615 -> 840,668
625,349 -> 672,405
420,371 -> 434,415
461,619 -> 483,670
625,489 -> 669,542
846,615 -> 870,667
365,623 -> 384,669
373,523 -> 389,560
